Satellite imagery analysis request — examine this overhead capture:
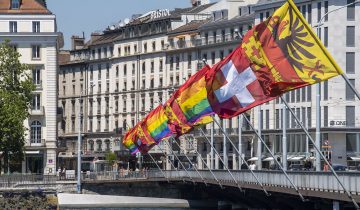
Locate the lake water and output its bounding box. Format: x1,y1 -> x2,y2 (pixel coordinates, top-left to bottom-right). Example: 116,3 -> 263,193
63,208 -> 201,210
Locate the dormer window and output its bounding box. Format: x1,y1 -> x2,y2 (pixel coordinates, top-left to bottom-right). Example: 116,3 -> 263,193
11,0 -> 20,9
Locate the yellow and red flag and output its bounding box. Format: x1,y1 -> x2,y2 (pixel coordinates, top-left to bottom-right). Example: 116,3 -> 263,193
242,0 -> 342,96
206,0 -> 342,118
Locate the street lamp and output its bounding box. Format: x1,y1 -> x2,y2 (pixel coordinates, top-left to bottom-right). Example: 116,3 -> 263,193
77,82 -> 96,194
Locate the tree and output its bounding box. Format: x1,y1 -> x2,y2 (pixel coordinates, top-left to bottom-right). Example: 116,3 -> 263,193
105,152 -> 117,171
0,41 -> 35,173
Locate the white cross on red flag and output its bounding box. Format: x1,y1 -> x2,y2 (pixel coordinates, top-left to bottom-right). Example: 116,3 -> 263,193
206,47 -> 275,119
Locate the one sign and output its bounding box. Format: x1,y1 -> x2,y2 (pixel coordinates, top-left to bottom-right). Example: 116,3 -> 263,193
151,9 -> 170,20
329,120 -> 347,126
48,159 -> 53,164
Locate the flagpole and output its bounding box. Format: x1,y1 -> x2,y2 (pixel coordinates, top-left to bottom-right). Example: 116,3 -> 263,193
155,144 -> 185,183
210,122 -> 214,169
242,113 -> 305,202
238,115 -> 243,170
183,135 -> 223,189
148,153 -> 170,183
280,96 -> 359,209
257,106 -> 262,170
223,119 -> 228,169
282,100 -> 287,170
163,140 -> 195,184
211,117 -> 270,196
170,136 -> 208,186
199,127 -> 244,192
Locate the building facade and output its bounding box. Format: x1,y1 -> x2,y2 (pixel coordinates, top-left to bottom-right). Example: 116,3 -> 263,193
0,0 -> 59,174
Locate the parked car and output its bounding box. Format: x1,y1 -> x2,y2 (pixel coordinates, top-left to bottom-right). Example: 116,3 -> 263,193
289,164 -> 304,171
332,164 -> 348,171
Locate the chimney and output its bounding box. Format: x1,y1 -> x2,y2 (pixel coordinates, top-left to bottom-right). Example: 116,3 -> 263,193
71,35 -> 85,50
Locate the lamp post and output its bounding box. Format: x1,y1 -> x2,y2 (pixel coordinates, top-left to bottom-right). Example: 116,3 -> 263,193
77,83 -> 95,194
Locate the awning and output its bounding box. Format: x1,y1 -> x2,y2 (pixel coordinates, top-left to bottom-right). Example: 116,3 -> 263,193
247,157 -> 258,161
263,157 -> 274,161
25,151 -> 40,154
348,156 -> 360,161
290,156 -> 305,161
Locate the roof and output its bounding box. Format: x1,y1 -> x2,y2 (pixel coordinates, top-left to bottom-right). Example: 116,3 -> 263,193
199,13 -> 255,30
58,51 -> 70,65
168,20 -> 209,35
0,0 -> 51,14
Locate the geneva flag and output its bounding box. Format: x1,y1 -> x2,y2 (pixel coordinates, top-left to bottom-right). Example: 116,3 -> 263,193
206,0 -> 342,118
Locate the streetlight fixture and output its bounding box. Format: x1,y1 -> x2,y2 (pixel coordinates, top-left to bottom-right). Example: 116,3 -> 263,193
77,82 -> 96,194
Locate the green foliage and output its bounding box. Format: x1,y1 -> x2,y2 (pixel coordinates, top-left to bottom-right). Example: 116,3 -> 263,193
105,152 -> 117,166
0,40 -> 35,170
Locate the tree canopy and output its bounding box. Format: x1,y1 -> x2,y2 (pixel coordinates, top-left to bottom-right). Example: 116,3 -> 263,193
0,41 -> 35,171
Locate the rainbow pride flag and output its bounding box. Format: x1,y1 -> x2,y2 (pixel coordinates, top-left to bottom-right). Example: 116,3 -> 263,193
143,105 -> 173,143
122,126 -> 139,155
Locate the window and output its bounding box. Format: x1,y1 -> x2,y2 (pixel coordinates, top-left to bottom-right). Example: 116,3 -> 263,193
307,85 -> 312,101
275,109 -> 280,129
347,0 -> 355,21
324,1 -> 328,22
96,140 -> 102,151
260,13 -> 264,21
265,110 -> 269,129
323,80 -> 328,100
346,79 -> 355,100
97,48 -> 101,59
9,21 -> 17,33
32,21 -> 40,33
30,121 -> 42,143
346,106 -> 355,127
324,27 -> 328,47
307,4 -> 312,23
159,59 -> 163,72
307,107 -> 312,128
187,54 -> 192,69
32,69 -> 41,85
346,52 -> 355,73
317,2 -> 321,22
32,94 -> 41,110
324,106 -> 328,127
346,26 -> 355,47
11,0 -> 20,9
211,52 -> 215,65
32,45 -> 41,59
346,134 -> 357,152
260,110 -> 263,129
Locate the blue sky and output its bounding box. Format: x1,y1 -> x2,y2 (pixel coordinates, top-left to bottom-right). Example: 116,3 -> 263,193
47,0 -> 198,50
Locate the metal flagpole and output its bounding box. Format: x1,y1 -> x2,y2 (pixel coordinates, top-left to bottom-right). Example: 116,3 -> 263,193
170,136 -> 208,186
315,83 -> 321,171
183,135 -> 223,189
282,100 -> 287,170
238,115 -> 243,170
281,96 -> 359,209
210,122 -> 214,169
212,117 -> 270,196
155,144 -> 185,183
242,114 -> 305,201
199,127 -> 243,192
257,106 -> 262,170
163,140 -> 195,184
148,153 -> 170,183
222,119 -> 228,168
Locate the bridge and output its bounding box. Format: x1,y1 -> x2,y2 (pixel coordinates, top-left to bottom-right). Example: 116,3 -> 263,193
1,170 -> 359,209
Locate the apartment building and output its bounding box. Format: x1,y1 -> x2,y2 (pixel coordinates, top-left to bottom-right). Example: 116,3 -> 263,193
0,0 -> 59,174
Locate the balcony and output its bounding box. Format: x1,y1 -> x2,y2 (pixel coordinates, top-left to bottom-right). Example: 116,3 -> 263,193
30,106 -> 45,116
26,139 -> 45,147
34,80 -> 42,89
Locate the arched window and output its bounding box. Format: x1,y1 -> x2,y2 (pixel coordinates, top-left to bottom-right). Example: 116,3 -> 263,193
105,139 -> 110,152
89,140 -> 94,151
31,121 -> 41,143
96,140 -> 102,152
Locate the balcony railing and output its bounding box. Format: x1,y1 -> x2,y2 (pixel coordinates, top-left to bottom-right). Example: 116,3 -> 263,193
26,139 -> 45,147
33,80 -> 42,89
30,106 -> 45,116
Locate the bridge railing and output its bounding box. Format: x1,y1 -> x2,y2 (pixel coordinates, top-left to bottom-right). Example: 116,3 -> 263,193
77,169 -> 360,195
0,174 -> 58,189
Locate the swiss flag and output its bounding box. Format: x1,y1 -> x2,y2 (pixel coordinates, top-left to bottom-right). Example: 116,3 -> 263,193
206,47 -> 275,119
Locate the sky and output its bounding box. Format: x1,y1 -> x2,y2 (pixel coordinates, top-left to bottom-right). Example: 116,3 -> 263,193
47,0 -> 197,50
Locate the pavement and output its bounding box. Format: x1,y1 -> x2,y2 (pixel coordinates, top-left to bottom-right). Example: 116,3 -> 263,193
58,193 -> 217,209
